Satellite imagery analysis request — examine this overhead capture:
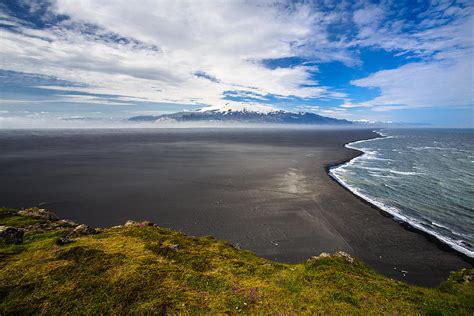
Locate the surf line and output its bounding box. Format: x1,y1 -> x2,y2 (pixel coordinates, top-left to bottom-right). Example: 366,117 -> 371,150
325,130 -> 474,260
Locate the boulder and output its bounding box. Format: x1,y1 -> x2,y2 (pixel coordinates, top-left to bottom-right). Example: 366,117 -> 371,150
18,208 -> 59,221
124,220 -> 154,227
462,270 -> 473,284
72,224 -> 97,235
317,252 -> 331,259
308,251 -> 354,264
124,220 -> 137,227
56,237 -> 74,246
56,219 -> 79,227
335,251 -> 355,263
0,226 -> 24,244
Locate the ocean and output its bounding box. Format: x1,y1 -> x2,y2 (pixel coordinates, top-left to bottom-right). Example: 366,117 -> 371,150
330,128 -> 474,257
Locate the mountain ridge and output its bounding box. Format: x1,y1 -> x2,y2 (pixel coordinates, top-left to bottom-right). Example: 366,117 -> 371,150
129,104 -> 352,125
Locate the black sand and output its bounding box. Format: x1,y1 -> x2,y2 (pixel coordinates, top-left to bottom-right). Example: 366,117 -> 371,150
0,128 -> 471,286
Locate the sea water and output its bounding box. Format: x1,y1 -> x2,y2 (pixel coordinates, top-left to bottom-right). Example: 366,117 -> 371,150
330,129 -> 474,257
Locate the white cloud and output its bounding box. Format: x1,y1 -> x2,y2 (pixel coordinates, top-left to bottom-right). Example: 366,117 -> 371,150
1,0 -> 340,109
0,0 -> 472,121
348,56 -> 473,110
342,1 -> 474,111
353,5 -> 384,27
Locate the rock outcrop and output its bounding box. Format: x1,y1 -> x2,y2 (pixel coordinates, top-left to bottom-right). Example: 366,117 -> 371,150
71,224 -> 97,235
0,226 -> 24,244
124,220 -> 154,227
18,208 -> 59,221
309,251 -> 355,264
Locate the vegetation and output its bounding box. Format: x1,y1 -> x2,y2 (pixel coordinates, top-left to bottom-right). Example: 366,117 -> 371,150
0,207 -> 472,314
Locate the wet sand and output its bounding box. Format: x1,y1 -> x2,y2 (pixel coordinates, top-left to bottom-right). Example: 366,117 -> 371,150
0,128 -> 471,286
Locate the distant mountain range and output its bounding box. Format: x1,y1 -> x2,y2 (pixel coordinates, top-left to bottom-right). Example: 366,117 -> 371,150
129,103 -> 352,125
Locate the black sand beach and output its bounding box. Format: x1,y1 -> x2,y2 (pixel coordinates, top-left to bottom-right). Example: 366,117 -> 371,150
0,128 -> 471,286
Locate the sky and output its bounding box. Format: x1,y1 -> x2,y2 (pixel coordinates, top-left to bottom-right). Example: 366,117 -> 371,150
0,0 -> 473,127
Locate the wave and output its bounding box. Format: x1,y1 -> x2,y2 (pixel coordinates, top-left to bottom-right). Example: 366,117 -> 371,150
374,130 -> 388,137
329,130 -> 474,258
347,165 -> 423,176
408,146 -> 461,151
432,221 -> 452,230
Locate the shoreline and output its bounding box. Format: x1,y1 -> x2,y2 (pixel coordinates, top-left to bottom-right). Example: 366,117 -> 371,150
325,130 -> 474,265
1,207 -> 472,313
1,128 -> 471,286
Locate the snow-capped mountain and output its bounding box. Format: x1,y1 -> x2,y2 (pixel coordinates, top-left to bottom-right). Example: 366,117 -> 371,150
129,103 -> 352,125
195,103 -> 279,114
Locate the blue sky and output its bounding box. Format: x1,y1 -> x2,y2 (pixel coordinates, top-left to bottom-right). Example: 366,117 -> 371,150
0,0 -> 472,127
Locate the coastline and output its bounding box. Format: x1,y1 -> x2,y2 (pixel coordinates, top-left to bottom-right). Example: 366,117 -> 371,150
0,128 -> 471,286
1,207 -> 472,314
326,130 -> 474,264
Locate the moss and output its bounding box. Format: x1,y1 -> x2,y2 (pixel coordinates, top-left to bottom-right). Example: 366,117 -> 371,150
0,208 -> 43,228
0,209 -> 473,314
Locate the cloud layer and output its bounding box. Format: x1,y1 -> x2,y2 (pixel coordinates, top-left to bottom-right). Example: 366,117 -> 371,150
0,0 -> 472,124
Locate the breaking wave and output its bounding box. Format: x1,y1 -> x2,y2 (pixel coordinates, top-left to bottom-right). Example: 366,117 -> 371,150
329,129 -> 474,258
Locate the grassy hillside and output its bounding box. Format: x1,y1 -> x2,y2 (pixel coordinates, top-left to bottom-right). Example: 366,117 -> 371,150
0,208 -> 472,314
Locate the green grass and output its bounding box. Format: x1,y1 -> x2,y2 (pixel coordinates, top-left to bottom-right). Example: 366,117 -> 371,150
0,208 -> 472,314
0,208 -> 43,228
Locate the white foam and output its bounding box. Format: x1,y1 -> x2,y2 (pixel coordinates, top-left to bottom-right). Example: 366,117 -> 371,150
351,165 -> 422,176
408,146 -> 454,151
329,133 -> 474,258
432,221 -> 451,230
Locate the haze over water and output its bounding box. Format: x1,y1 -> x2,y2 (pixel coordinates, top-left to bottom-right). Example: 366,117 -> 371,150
331,129 -> 474,257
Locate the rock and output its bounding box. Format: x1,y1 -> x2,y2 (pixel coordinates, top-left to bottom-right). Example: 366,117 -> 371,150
72,224 -> 97,235
0,226 -> 24,244
309,252 -> 331,261
25,223 -> 45,230
56,237 -> 74,246
56,219 -> 79,227
124,220 -> 154,227
124,220 -> 137,227
335,251 -> 355,264
168,244 -> 179,251
462,271 -> 473,284
47,220 -> 78,230
308,251 -> 354,264
18,208 -> 59,221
